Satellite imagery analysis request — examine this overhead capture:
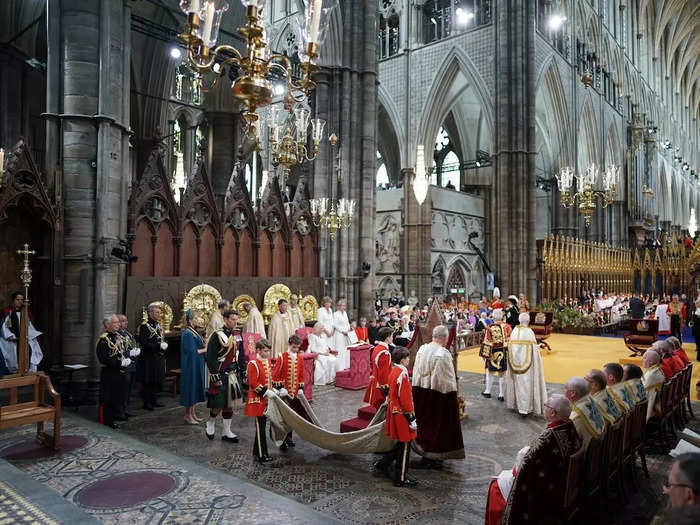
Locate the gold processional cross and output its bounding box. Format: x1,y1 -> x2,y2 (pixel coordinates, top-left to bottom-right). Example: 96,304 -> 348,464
16,243 -> 35,375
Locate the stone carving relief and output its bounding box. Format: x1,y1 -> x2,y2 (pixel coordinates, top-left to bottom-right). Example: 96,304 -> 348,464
376,213 -> 401,273
378,275 -> 402,299
378,0 -> 400,16
431,258 -> 445,293
431,211 -> 484,252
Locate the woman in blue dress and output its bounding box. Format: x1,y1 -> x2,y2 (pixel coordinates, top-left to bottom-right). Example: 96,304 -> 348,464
180,309 -> 206,424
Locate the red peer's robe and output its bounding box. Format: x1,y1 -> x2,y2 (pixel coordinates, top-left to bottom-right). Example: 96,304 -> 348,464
675,348 -> 690,364
363,342 -> 392,409
385,365 -> 417,442
245,358 -> 273,417
502,420 -> 582,525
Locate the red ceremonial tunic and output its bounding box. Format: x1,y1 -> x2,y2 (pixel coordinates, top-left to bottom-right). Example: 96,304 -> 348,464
484,470 -> 515,525
675,348 -> 690,365
363,342 -> 392,408
491,299 -> 504,310
273,350 -> 304,397
355,327 -> 368,342
385,365 -> 417,442
245,358 -> 273,417
662,354 -> 684,376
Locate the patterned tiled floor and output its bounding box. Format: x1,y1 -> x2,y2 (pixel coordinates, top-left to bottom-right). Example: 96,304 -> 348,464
1,371 -> 697,524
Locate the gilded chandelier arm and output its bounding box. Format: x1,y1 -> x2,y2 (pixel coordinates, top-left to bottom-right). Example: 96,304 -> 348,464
187,44 -> 242,74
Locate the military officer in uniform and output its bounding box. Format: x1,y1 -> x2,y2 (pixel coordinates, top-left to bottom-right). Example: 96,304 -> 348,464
138,304 -> 168,410
97,315 -> 131,429
481,309 -> 511,401
205,309 -> 246,442
116,314 -> 140,420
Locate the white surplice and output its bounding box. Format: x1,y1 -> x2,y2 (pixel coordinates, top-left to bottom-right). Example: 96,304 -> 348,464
0,311 -> 43,372
316,307 -> 335,352
504,325 -> 547,416
655,304 -> 669,333
333,310 -> 351,370
308,332 -> 339,385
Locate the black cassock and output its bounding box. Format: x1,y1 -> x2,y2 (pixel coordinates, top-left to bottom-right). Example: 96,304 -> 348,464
505,305 -> 520,328
96,331 -> 125,426
138,318 -> 166,387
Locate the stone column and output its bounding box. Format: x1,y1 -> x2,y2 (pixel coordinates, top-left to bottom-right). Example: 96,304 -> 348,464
492,0 -> 537,299
401,170 -> 432,304
46,0 -> 130,379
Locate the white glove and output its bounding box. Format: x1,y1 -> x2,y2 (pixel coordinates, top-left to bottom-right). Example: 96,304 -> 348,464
121,357 -> 132,367
7,335 -> 16,341
409,420 -> 417,431
130,348 -> 141,358
297,388 -> 304,396
263,389 -> 278,399
278,388 -> 289,397
159,342 -> 168,350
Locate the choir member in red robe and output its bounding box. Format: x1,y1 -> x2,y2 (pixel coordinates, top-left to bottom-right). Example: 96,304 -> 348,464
372,346 -> 418,487
363,326 -> 393,409
272,334 -> 307,450
245,338 -> 277,464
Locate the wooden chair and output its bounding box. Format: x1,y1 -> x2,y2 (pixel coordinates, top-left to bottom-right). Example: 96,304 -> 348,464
684,364 -> 694,420
603,419 -> 625,508
561,445 -> 586,523
647,378 -> 676,450
582,434 -> 606,521
0,372 -> 61,450
632,399 -> 649,480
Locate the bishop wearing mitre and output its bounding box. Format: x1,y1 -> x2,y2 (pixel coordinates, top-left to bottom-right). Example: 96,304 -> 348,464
268,299 -> 297,359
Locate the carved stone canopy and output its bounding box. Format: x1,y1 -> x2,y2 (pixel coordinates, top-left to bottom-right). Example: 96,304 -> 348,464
128,148 -> 179,235
180,157 -> 221,236
0,140 -> 57,229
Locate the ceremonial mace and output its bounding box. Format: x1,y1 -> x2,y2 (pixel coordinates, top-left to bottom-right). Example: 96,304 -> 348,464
17,243 -> 35,375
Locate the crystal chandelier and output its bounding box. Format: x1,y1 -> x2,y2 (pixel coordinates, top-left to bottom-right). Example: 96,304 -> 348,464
178,0 -> 336,133
310,197 -> 355,240
689,208 -> 697,238
555,164 -> 617,226
258,104 -> 337,180
413,144 -> 429,205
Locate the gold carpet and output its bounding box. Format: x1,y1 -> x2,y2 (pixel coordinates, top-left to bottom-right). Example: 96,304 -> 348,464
457,333 -> 700,401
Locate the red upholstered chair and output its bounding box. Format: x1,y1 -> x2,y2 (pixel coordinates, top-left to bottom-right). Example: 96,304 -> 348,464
529,311 -> 554,351
295,327 -> 313,352
623,319 -> 659,356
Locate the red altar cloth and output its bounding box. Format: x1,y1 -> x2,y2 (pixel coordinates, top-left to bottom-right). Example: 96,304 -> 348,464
335,343 -> 372,390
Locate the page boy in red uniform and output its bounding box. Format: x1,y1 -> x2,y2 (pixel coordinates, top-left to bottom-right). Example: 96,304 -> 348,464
273,334 -> 305,450
245,338 -> 277,464
363,326 -> 393,409
373,346 -> 418,487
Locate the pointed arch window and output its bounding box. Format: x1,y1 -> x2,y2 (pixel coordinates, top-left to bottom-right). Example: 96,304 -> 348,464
376,151 -> 390,188
422,1 -> 492,44
378,12 -> 400,59
432,126 -> 461,191
446,265 -> 466,295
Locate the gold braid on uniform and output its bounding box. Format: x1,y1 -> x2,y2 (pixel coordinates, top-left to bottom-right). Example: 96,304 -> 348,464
99,333 -> 122,358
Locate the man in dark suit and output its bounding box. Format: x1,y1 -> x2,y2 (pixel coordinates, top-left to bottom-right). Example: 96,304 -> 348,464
629,293 -> 645,319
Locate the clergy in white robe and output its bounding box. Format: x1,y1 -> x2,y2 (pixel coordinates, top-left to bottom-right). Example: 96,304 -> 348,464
268,300 -> 297,359
0,299 -> 43,373
505,313 -> 547,416
288,294 -> 306,330
333,299 -> 351,370
654,303 -> 670,334
308,322 -> 339,385
316,296 -> 335,354
243,303 -> 266,338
